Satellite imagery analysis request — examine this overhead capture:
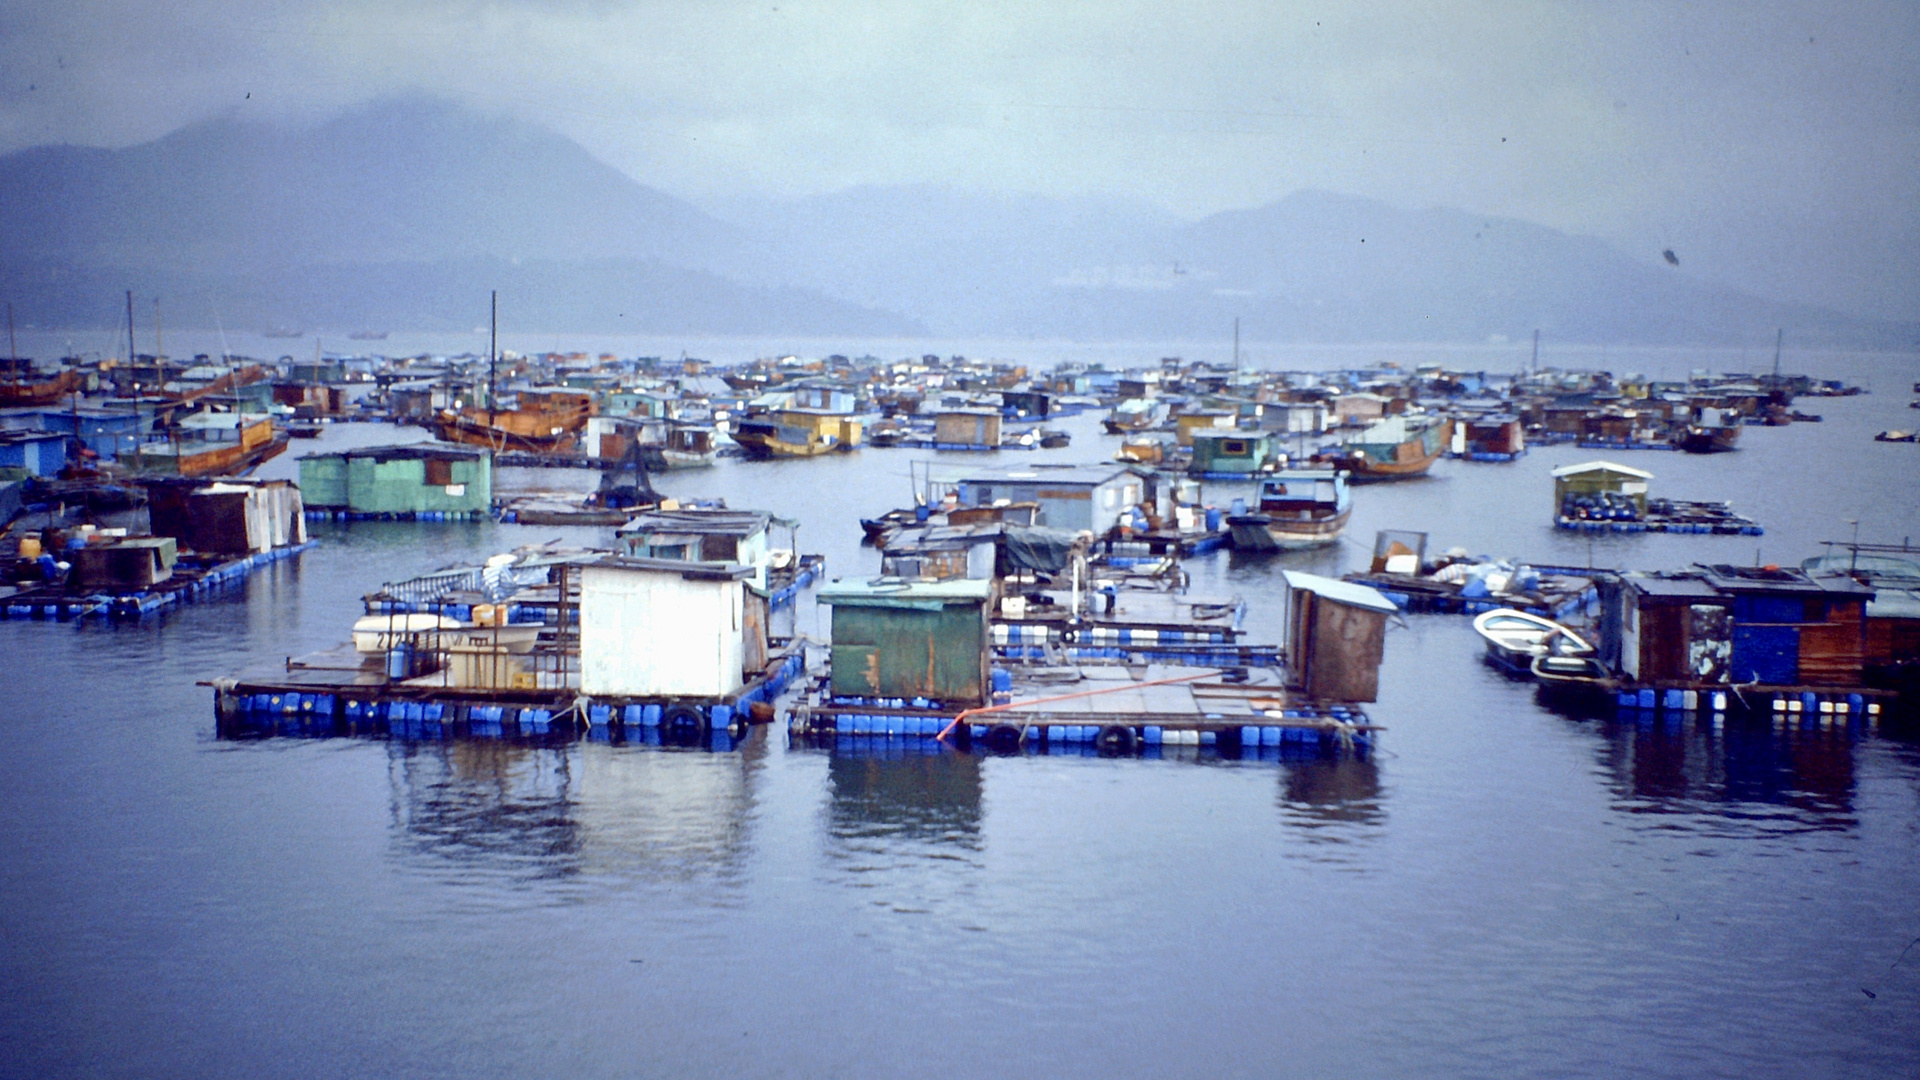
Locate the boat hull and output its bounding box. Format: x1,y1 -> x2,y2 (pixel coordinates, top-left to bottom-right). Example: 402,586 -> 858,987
436,412 -> 582,453
1676,425 -> 1740,453
1227,506 -> 1351,551
0,370 -> 83,407
1343,447 -> 1443,482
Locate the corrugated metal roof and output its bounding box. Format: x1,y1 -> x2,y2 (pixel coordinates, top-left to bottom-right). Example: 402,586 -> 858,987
1281,570 -> 1399,613
1550,460 -> 1654,480
616,509 -> 772,537
818,577 -> 994,604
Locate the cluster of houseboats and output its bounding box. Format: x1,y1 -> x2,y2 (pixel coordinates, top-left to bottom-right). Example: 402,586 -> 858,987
2,342 -> 1913,756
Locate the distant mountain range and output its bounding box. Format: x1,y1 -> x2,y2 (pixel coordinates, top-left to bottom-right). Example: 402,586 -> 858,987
2,95 -> 1912,348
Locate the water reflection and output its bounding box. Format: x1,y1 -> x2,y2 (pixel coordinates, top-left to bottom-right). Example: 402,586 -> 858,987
825,748 -> 983,852
385,737 -> 761,890
1275,755 -> 1386,840
1557,705 -> 1861,834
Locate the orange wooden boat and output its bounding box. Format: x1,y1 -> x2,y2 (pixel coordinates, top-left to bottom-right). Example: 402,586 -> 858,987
1334,415 -> 1450,482
434,388 -> 596,453
123,415 -> 290,477
0,368 -> 83,407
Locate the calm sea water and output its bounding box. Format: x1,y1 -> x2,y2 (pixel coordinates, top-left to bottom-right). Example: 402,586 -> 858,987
3,345 -> 1918,1079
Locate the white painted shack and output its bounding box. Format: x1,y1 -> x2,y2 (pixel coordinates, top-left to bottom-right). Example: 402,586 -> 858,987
579,558 -> 757,698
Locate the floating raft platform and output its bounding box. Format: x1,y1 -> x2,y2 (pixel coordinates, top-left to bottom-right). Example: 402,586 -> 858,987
305,509 -> 484,521
1344,566 -> 1599,619
1098,529 -> 1233,559
786,664 -> 1379,757
0,540 -> 316,621
1557,499 -> 1762,535
992,588 -> 1275,666
210,646 -> 809,747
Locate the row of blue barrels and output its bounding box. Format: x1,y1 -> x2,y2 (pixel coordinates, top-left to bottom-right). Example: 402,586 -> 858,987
1613,687 -> 1882,716
768,566 -> 820,610
1079,627 -> 1236,644
827,693 -> 947,710
1451,450 -> 1527,462
365,599 -> 546,624
307,510 -> 482,521
817,734 -> 1352,760
1576,440 -> 1679,451
955,722 -> 1369,750
831,713 -> 949,736
2,547 -> 310,621
994,644 -> 1281,667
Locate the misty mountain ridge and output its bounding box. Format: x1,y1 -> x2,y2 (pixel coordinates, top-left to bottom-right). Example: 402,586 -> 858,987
1,95 -> 1910,348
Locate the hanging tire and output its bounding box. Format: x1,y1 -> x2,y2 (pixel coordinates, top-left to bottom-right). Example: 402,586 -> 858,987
984,723 -> 1023,753
660,704 -> 706,745
1096,725 -> 1137,755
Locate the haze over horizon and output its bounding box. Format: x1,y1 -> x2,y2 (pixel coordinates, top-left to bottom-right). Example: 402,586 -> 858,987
2,2 -> 1916,327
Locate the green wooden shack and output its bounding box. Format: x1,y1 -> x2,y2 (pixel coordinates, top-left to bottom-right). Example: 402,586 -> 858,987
1188,429 -> 1276,475
818,578 -> 994,706
298,443 -> 492,517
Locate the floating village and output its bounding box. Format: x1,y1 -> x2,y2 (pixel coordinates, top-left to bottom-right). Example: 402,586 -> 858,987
2,322 -> 1916,761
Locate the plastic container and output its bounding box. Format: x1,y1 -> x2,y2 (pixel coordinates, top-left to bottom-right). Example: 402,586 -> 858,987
17,537 -> 40,559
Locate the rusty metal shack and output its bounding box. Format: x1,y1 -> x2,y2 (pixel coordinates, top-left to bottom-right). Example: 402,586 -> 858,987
818,578 -> 993,706
1281,570 -> 1396,703
1599,564 -> 1875,689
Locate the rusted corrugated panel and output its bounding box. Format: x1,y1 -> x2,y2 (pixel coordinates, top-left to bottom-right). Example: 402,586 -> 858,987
1799,600 -> 1865,685
1639,602 -> 1688,682
1301,594 -> 1385,703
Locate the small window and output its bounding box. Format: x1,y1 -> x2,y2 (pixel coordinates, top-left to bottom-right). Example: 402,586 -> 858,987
1224,440 -> 1248,455
423,458 -> 454,486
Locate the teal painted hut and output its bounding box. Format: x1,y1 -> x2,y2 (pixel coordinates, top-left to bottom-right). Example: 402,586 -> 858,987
298,444 -> 492,517
1188,429 -> 1276,475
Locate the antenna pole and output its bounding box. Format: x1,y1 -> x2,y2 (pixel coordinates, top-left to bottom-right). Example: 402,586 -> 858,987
1531,329 -> 1539,376
6,300 -> 15,362
154,297 -> 162,359
1232,317 -> 1240,374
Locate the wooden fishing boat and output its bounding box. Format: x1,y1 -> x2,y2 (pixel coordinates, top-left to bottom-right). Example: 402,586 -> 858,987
1674,406 -> 1741,453
123,415 -> 290,477
730,409 -> 860,459
0,367 -> 82,407
1227,469 -> 1351,551
1472,607 -> 1594,675
1114,431 -> 1175,465
1101,397 -> 1163,434
1335,414 -> 1449,481
658,424 -> 718,468
1676,422 -> 1741,453
435,388 -> 594,453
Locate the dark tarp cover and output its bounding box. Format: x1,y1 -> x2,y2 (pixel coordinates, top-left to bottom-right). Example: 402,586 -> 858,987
1000,525 -> 1081,575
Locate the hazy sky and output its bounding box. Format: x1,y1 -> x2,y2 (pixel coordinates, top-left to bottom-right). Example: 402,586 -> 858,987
2,1 -> 1916,321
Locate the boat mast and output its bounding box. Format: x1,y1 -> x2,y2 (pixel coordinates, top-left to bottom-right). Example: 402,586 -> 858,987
6,300 -> 15,362
1771,327 -> 1783,381
126,290 -> 135,365
1531,328 -> 1539,377
488,290 -> 498,427
154,297 -> 162,359
1232,317 -> 1240,375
